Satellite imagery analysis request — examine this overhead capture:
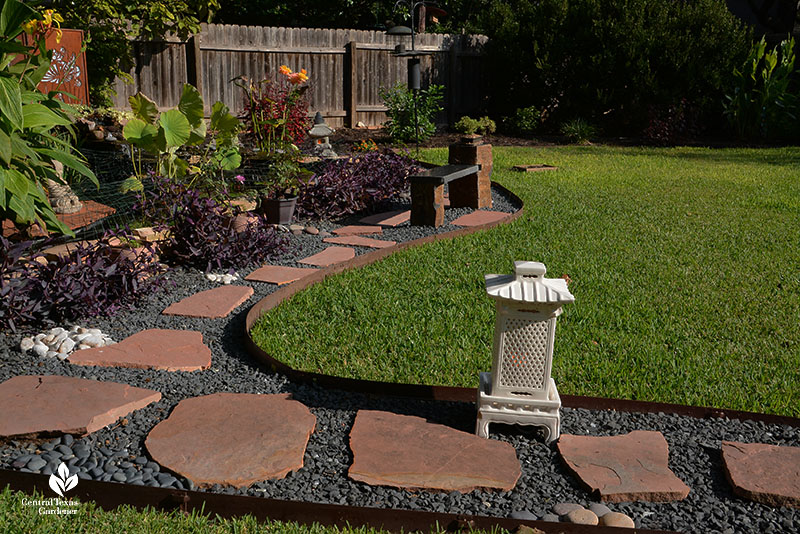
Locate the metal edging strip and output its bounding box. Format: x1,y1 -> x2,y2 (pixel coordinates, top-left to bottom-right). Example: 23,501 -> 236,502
0,469 -> 678,534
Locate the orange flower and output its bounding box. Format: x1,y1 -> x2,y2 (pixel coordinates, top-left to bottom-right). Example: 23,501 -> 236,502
288,69 -> 308,85
279,65 -> 292,76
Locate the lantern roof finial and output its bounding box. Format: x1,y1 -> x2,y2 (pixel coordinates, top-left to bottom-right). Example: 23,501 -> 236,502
485,261 -> 574,305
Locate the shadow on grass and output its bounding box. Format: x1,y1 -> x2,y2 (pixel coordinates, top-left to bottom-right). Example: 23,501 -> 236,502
561,144 -> 800,168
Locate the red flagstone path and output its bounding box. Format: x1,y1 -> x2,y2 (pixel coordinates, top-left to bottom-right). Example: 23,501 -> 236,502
323,235 -> 396,249
359,210 -> 410,227
0,375 -> 161,438
162,285 -> 254,318
721,441 -> 800,508
332,225 -> 383,236
69,329 -> 211,371
245,265 -> 318,285
451,210 -> 508,227
557,431 -> 690,502
348,410 -> 521,492
298,246 -> 356,267
146,393 -> 316,488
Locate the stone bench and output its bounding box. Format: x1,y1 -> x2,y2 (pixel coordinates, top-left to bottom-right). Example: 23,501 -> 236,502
410,135 -> 493,227
410,164 -> 479,227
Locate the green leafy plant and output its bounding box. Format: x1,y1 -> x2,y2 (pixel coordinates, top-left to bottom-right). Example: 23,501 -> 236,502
254,145 -> 312,200
121,84 -> 241,196
454,115 -> 496,136
379,83 -> 445,143
504,106 -> 541,136
0,0 -> 98,237
560,118 -> 596,144
724,37 -> 799,140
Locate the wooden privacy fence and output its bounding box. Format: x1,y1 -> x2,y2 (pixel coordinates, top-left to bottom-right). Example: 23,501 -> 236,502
111,23 -> 488,127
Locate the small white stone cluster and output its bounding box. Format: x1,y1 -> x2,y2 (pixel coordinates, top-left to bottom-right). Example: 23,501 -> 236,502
205,272 -> 241,284
20,326 -> 115,360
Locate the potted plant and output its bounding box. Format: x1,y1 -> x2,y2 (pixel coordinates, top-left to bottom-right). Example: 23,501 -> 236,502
255,145 -> 312,224
235,65 -> 312,224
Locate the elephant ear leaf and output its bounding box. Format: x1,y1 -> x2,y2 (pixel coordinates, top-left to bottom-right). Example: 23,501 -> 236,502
210,101 -> 239,134
187,120 -> 207,146
159,110 -> 191,149
123,118 -> 159,150
178,84 -> 204,127
216,147 -> 241,171
129,92 -> 159,124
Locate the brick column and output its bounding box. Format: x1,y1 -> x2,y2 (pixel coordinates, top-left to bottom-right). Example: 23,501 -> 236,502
447,135 -> 493,209
410,182 -> 445,227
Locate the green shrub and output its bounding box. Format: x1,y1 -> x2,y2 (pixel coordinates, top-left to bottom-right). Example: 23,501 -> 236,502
724,37 -> 799,140
379,83 -> 445,143
479,0 -> 751,133
560,118 -> 596,144
504,106 -> 541,136
454,115 -> 496,136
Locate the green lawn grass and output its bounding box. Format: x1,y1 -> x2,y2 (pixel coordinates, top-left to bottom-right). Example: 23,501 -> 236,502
252,146 -> 800,416
0,487 -> 471,534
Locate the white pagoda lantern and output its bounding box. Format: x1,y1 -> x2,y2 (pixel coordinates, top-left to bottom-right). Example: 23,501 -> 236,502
476,261 -> 574,443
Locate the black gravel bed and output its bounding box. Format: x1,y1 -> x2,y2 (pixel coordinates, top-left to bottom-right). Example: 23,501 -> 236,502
1,185 -> 798,533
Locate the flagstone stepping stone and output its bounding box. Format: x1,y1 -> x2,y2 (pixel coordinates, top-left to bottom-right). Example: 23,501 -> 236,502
332,225 -> 383,236
359,210 -> 410,227
145,393 -> 316,488
721,441 -> 800,508
38,240 -> 99,262
451,210 -> 508,227
245,265 -> 318,285
162,285 -> 254,318
557,431 -> 690,502
0,375 -> 161,438
323,235 -> 397,249
298,246 -> 355,267
69,329 -> 211,371
348,410 -> 521,492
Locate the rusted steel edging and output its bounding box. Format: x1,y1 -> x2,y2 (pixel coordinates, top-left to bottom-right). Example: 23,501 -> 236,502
0,469 -> 678,534
244,181 -> 800,429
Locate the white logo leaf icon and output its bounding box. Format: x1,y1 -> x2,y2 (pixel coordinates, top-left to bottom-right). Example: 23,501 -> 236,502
48,461 -> 78,497
64,473 -> 78,492
57,462 -> 70,480
48,473 -> 65,497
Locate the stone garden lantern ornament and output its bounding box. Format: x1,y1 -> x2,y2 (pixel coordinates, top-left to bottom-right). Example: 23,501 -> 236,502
476,261 -> 574,443
308,112 -> 337,158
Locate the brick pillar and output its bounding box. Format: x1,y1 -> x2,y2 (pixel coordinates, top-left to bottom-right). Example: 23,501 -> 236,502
447,135 -> 493,209
410,182 -> 445,227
